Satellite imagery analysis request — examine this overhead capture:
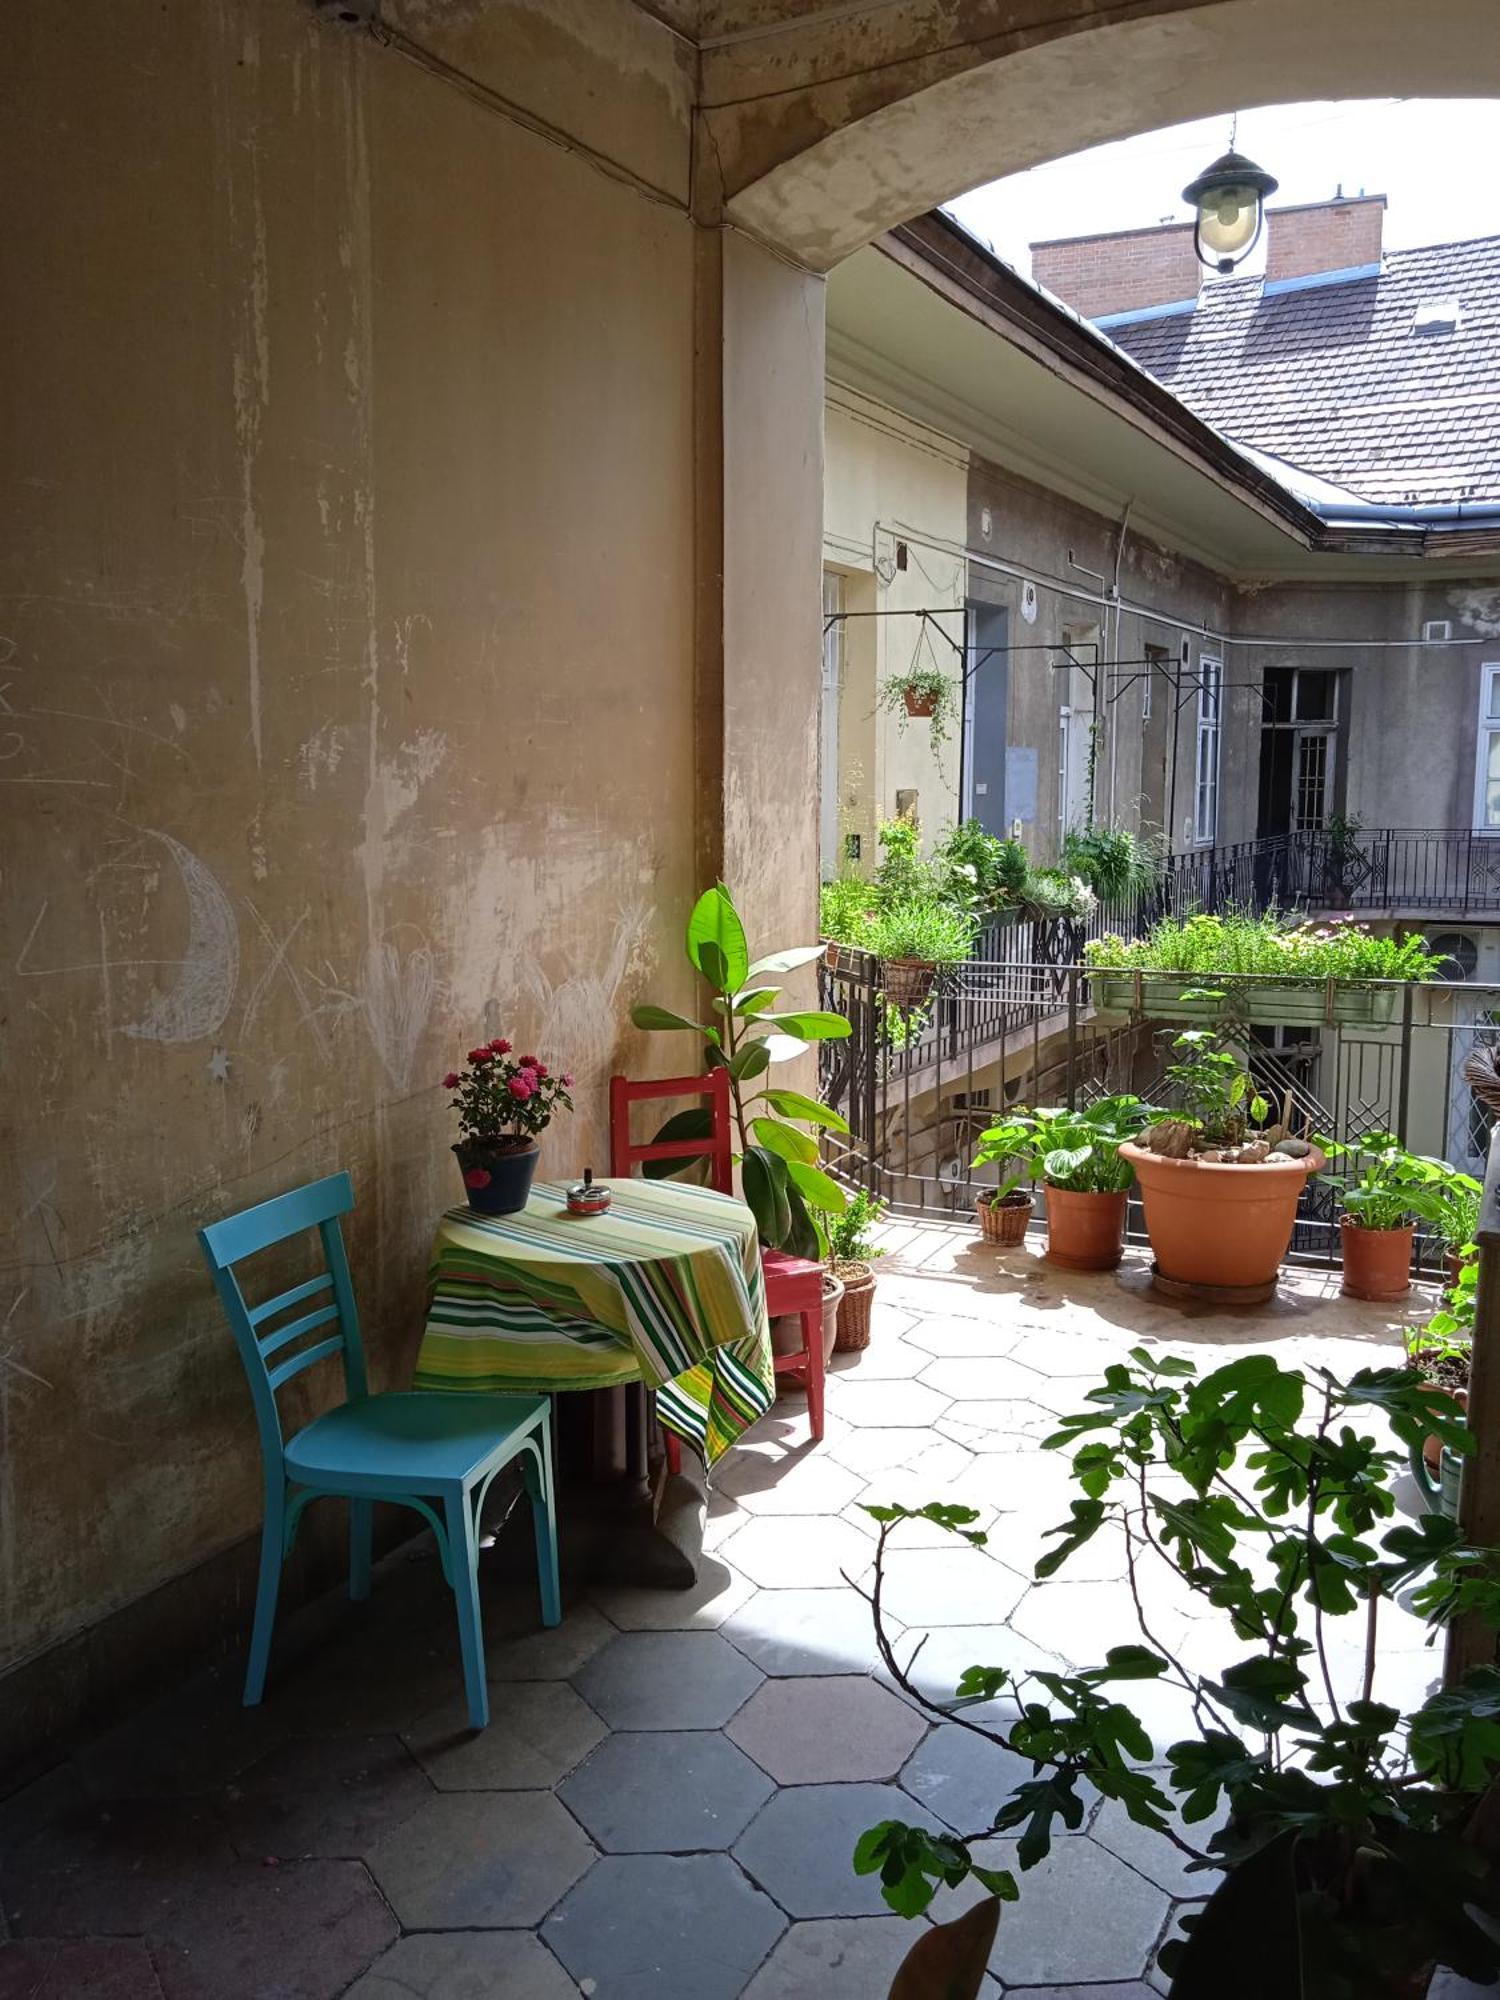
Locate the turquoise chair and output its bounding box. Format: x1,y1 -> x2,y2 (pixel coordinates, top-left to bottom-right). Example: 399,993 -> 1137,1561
198,1172 -> 559,1730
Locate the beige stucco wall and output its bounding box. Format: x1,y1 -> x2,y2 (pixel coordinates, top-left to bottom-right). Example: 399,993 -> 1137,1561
823,384 -> 968,859
0,1 -> 716,1690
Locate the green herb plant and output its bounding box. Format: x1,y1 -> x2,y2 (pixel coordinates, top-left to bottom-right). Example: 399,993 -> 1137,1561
1063,825 -> 1163,904
971,1097 -> 1148,1196
632,885 -> 851,1257
935,819 -> 1029,915
1158,1020 -> 1269,1147
1084,911 -> 1440,983
826,1185 -> 888,1266
1317,1135 -> 1455,1233
854,1349 -> 1500,1997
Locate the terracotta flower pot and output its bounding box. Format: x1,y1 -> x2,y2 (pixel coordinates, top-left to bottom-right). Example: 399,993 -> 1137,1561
1340,1218 -> 1414,1302
903,688 -> 939,719
978,1190 -> 1033,1244
1119,1142 -> 1322,1305
833,1261 -> 875,1351
1043,1186 -> 1128,1272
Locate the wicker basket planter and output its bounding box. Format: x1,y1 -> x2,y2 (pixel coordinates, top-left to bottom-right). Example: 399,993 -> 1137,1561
977,1189 -> 1033,1244
833,1259 -> 876,1351
881,957 -> 937,1011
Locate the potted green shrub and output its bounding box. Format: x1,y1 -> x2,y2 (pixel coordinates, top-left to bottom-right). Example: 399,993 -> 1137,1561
867,898 -> 976,1012
934,819 -> 1029,921
1119,1017 -> 1324,1302
825,1185 -> 887,1351
631,885 -> 852,1257
1062,825 -> 1162,903
880,666 -> 958,747
1318,1135 -> 1453,1302
1085,913 -> 1441,1028
443,1038 -> 576,1214
856,1348 -> 1498,1998
972,1097 -> 1148,1271
1406,1260 -> 1474,1497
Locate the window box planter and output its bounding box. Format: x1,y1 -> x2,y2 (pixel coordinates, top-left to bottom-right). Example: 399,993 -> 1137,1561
1089,971 -> 1397,1028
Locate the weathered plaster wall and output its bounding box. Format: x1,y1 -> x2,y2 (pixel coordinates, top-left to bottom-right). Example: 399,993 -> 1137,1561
0,0 -> 705,1693
823,385 -> 969,853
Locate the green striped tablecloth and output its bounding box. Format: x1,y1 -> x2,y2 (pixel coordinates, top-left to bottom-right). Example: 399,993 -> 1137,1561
414,1178 -> 774,1466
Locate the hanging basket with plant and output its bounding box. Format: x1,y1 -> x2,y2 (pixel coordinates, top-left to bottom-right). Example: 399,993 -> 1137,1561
879,667 -> 958,748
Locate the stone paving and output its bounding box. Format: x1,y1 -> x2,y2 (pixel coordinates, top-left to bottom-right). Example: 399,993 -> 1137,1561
0,1220 -> 1489,1998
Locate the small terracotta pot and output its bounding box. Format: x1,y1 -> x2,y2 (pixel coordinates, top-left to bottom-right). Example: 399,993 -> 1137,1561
1120,1142 -> 1322,1303
1044,1186 -> 1128,1272
1340,1218 -> 1414,1302
819,1271 -> 844,1366
834,1262 -> 875,1351
978,1190 -> 1033,1244
903,688 -> 938,719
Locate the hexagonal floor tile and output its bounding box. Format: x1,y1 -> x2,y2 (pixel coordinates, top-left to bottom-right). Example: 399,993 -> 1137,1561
827,1340 -> 930,1381
364,1790 -> 594,1928
900,1722 -> 1033,1835
1,1786 -> 237,1937
544,1853 -> 785,2000
918,1356 -> 1076,1411
719,1516 -> 873,1590
880,1622 -> 1071,1714
732,1783 -> 941,1919
741,1917 -> 934,1998
591,1557 -> 754,1631
905,1316 -> 1023,1358
934,1400 -> 1058,1446
147,1858 -> 398,1997
863,1545 -> 1028,1631
574,1630 -> 763,1730
722,1587 -> 893,1678
221,1734 -> 431,1860
930,1834 -> 1171,1985
559,1729 -> 772,1852
715,1450 -> 866,1516
726,1676 -> 926,1784
1006,1324 -> 1131,1378
401,1680 -> 606,1791
343,1932 -> 580,1998
1090,1795 -> 1224,1897
487,1603 -> 618,1681
826,1426 -> 950,1476
829,1380 -> 951,1428
0,1938 -> 163,1997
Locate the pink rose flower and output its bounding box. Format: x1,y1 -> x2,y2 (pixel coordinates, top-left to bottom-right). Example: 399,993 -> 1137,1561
442,1072 -> 461,1090
464,1167 -> 492,1189
519,1054 -> 539,1070
531,1061 -> 549,1078
489,1037 -> 512,1054
507,1074 -> 534,1101
467,1047 -> 491,1066
561,1073 -> 575,1089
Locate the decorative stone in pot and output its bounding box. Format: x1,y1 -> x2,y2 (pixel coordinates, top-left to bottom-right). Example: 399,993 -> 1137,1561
1043,1185 -> 1127,1272
977,1188 -> 1032,1245
1340,1217 -> 1414,1302
454,1139 -> 540,1216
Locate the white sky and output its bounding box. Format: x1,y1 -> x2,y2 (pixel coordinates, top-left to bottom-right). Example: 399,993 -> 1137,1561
945,101 -> 1500,281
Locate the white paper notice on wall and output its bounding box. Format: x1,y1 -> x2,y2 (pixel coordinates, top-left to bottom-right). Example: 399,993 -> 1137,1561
1006,747 -> 1038,823
1021,580 -> 1039,624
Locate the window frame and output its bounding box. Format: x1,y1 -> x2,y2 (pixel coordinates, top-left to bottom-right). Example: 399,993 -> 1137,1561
1193,655 -> 1223,846
1473,663 -> 1500,834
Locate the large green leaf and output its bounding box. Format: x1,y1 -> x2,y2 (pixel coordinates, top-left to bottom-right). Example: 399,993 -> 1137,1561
742,1145 -> 792,1247
761,1032 -> 810,1064
686,886 -> 749,995
783,1183 -> 822,1259
751,1117 -> 819,1165
746,945 -> 824,978
728,1040 -> 772,1083
631,1003 -> 713,1037
762,1010 -> 852,1041
785,1157 -> 848,1214
730,986 -> 782,1017
639,1107 -> 716,1182
760,1087 -> 851,1134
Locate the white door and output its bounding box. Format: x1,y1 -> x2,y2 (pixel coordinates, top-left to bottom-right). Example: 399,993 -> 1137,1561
820,574 -> 843,878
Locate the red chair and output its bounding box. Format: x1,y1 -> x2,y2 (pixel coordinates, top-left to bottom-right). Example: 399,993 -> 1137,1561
609,1069 -> 826,1471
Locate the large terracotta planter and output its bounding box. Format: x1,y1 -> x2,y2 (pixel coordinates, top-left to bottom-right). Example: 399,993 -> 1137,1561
1120,1141 -> 1322,1304
1340,1218 -> 1414,1301
1043,1186 -> 1127,1272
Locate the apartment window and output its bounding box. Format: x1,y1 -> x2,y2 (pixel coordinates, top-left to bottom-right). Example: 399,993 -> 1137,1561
1476,664 -> 1500,832
1193,657 -> 1222,844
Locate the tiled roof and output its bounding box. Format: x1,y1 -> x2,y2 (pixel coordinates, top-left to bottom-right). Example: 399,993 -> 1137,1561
1106,237 -> 1500,507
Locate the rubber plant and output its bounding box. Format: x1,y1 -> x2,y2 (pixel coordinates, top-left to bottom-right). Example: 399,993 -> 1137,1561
853,1348 -> 1500,1998
631,885 -> 851,1257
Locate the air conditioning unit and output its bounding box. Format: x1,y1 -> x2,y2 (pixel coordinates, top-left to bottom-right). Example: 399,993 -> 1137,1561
1423,619 -> 1453,644
1425,929 -> 1500,982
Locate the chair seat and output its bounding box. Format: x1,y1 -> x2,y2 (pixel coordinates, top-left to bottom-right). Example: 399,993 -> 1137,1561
762,1248 -> 824,1313
286,1390 -> 548,1490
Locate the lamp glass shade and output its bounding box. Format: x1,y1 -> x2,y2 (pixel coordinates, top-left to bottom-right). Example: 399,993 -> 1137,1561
1196,185 -> 1261,258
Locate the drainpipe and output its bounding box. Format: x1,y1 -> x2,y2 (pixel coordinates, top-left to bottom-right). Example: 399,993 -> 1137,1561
1067,549 -> 1108,831
1108,500 -> 1135,828
1310,499 -> 1500,528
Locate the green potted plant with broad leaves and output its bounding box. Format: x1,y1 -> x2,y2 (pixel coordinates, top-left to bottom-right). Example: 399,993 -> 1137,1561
1406,1260 -> 1474,1508
631,886 -> 851,1258
971,1097 -> 1148,1270
857,1348 -> 1500,1999
1317,1136 -> 1452,1304
824,1185 -> 887,1352
881,666 -> 958,748
1430,1166 -> 1482,1286
934,819 -> 1029,921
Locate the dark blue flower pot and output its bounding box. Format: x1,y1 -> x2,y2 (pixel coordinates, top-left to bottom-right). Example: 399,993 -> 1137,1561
454,1141 -> 540,1216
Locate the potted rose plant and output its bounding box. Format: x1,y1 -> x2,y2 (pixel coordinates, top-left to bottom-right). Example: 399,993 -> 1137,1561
972,1097 -> 1148,1271
443,1038 -> 574,1216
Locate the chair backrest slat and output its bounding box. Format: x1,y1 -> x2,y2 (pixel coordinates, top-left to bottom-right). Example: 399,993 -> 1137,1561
247,1270 -> 334,1328
609,1070 -> 733,1195
257,1301 -> 341,1362
266,1334 -> 346,1392
198,1172 -> 365,1472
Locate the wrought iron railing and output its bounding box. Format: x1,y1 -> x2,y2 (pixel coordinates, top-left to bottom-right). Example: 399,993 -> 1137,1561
1158,828 -> 1500,919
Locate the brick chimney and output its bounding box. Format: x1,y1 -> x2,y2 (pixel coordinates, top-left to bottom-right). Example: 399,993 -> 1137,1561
1265,194 -> 1385,284
1030,221 -> 1199,321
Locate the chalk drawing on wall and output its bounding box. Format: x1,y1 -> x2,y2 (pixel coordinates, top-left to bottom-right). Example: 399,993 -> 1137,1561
123,833 -> 241,1044
522,902 -> 651,1166
361,935 -> 436,1092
